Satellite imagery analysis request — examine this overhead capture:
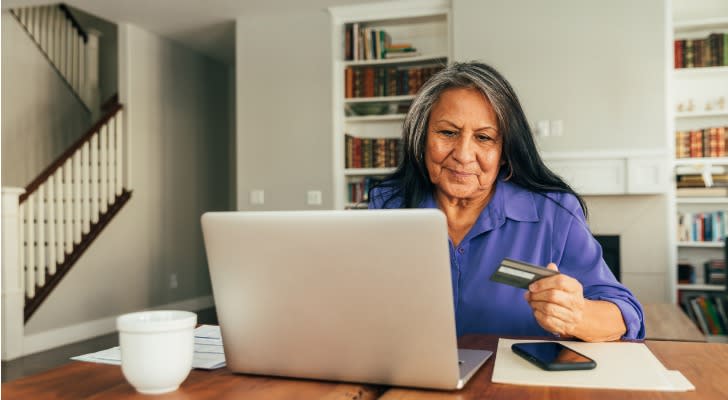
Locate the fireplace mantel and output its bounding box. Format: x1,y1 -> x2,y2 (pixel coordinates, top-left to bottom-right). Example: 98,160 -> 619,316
542,149 -> 669,196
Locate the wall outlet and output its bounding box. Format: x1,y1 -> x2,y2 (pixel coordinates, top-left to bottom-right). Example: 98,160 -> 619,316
250,189 -> 264,205
169,273 -> 178,289
307,190 -> 322,206
536,120 -> 550,136
550,120 -> 564,136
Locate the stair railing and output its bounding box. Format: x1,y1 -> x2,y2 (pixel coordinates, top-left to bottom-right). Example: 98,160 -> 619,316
10,4 -> 99,112
19,103 -> 130,321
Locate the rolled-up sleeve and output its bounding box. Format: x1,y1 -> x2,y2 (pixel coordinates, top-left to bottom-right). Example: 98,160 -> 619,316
555,205 -> 646,340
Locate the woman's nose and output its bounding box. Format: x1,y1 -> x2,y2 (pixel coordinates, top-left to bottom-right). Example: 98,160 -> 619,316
451,134 -> 476,163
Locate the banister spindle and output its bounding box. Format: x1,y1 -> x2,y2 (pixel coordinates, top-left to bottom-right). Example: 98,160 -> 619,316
36,186 -> 46,287
99,126 -> 108,213
55,170 -> 65,265
91,134 -> 100,223
26,193 -> 36,299
116,113 -> 123,195
73,151 -> 82,244
64,162 -> 73,254
108,119 -> 116,204
82,142 -> 90,233
47,177 -> 56,276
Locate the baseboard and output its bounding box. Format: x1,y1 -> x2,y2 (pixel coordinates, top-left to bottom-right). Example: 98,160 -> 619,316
22,295 -> 215,357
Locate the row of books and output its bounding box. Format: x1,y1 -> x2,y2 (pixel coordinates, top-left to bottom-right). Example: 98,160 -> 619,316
679,292 -> 728,336
674,33 -> 728,69
344,24 -> 420,61
345,134 -> 401,169
344,65 -> 443,98
347,177 -> 383,204
675,126 -> 728,159
677,210 -> 728,242
678,260 -> 726,285
676,173 -> 728,188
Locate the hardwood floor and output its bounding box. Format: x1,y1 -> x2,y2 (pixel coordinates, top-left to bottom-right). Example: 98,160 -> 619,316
1,307 -> 217,383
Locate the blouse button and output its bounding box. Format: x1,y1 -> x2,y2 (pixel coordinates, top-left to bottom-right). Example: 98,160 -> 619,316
457,248 -> 465,254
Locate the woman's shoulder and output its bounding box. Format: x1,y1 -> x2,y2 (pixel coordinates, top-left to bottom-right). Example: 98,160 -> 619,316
369,182 -> 404,209
534,189 -> 586,222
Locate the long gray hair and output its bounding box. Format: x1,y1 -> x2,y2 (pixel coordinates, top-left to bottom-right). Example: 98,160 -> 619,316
373,61 -> 587,216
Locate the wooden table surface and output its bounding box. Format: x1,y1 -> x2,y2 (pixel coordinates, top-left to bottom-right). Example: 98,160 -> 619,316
4,335 -> 727,399
643,303 -> 706,342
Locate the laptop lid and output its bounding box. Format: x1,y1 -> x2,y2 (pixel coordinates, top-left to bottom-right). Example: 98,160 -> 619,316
201,209 -> 478,389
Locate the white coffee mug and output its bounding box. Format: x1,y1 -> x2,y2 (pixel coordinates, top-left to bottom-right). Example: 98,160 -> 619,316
117,310 -> 197,394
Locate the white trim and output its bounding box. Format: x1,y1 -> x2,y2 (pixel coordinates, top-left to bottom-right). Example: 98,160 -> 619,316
674,17 -> 728,31
329,0 -> 450,23
22,295 -> 214,357
541,149 -> 667,160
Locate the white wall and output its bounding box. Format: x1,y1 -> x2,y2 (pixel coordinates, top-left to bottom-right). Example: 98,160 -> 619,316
25,23 -> 233,335
1,10 -> 92,187
235,11 -> 335,211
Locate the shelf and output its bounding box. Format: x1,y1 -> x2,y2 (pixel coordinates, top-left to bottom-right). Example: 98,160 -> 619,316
344,95 -> 416,103
344,168 -> 396,176
674,17 -> 728,32
677,197 -> 728,204
677,241 -> 724,248
674,66 -> 728,78
677,283 -> 725,291
675,110 -> 728,119
343,54 -> 447,67
706,334 -> 728,343
674,157 -> 728,166
345,114 -> 406,122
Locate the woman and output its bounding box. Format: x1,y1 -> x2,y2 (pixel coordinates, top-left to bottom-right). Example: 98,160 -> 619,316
369,61 -> 644,341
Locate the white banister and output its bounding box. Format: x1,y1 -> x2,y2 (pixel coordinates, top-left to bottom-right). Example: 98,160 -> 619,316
26,192 -> 35,299
36,186 -> 46,287
2,188 -> 26,361
73,151 -> 82,244
99,126 -> 108,213
108,122 -> 116,203
82,142 -> 90,234
64,164 -> 72,254
55,171 -> 64,266
91,134 -> 100,223
115,115 -> 123,195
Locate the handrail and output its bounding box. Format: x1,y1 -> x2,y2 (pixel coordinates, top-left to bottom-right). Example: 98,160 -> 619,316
58,4 -> 88,43
20,103 -> 123,203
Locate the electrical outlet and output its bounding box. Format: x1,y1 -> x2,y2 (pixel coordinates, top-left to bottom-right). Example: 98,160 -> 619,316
169,273 -> 178,289
550,120 -> 563,136
250,190 -> 264,205
307,190 -> 322,206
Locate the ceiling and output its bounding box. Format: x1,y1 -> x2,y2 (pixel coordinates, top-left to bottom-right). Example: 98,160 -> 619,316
3,0 -> 387,64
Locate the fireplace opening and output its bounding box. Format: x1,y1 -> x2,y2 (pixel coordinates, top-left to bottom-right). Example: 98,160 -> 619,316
594,235 -> 621,282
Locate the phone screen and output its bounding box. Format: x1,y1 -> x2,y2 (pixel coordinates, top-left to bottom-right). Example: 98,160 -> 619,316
511,342 -> 596,371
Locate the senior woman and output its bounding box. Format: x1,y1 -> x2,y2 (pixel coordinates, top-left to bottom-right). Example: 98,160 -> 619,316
369,61 -> 644,342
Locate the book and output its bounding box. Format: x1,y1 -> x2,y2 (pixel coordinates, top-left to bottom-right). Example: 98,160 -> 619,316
689,297 -> 710,334
676,187 -> 728,197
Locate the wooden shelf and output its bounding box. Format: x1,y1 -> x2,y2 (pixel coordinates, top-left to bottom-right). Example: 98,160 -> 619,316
677,283 -> 725,291
342,54 -> 447,67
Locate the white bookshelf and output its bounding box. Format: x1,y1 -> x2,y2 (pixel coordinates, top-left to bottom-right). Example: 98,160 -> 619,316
329,0 -> 452,210
671,16 -> 728,340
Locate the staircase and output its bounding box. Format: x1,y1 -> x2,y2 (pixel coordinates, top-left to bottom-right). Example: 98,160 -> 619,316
9,4 -> 99,112
2,4 -> 130,360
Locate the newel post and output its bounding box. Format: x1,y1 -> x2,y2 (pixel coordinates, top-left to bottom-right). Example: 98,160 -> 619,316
2,187 -> 26,360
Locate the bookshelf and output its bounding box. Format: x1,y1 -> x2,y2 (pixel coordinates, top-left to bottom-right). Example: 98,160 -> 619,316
329,0 -> 451,210
671,16 -> 728,340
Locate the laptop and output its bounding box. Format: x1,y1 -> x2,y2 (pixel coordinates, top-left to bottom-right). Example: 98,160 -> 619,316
200,209 -> 492,390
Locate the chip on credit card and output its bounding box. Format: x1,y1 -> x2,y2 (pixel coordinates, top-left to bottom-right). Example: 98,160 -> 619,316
489,258 -> 559,289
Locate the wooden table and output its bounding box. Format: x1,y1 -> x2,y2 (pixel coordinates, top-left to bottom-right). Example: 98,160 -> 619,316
4,335 -> 727,399
643,303 -> 706,342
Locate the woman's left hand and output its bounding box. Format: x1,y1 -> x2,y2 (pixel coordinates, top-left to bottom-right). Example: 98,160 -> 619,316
524,263 -> 585,337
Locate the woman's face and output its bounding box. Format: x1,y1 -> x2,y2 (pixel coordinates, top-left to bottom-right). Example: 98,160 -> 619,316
425,87 -> 503,202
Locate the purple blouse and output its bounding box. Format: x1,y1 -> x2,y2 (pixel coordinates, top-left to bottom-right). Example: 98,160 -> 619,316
369,175 -> 645,339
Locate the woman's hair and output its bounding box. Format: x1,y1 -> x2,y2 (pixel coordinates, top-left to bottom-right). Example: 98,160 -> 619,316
373,61 -> 587,217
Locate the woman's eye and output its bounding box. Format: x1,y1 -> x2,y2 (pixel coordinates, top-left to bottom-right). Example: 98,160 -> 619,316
439,130 -> 456,137
476,134 -> 492,142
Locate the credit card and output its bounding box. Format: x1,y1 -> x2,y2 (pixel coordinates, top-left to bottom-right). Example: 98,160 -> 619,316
489,258 -> 559,289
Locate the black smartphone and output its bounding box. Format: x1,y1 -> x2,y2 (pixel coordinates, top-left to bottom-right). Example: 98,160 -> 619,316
511,342 -> 596,371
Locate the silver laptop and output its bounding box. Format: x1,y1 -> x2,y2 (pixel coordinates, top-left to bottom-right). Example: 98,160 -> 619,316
200,209 -> 492,390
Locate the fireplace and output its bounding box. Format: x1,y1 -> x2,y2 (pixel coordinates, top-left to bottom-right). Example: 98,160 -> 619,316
594,235 -> 621,282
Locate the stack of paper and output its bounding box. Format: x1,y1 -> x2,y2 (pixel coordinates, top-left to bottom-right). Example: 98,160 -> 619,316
492,338 -> 694,392
71,325 -> 226,370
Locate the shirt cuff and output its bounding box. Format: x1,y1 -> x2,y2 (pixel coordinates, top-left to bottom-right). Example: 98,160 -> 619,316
592,297 -> 645,340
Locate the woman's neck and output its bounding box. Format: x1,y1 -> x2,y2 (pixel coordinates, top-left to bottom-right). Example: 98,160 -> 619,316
434,189 -> 494,247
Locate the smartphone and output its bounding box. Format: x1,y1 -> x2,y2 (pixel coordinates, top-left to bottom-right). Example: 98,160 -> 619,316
511,342 -> 596,371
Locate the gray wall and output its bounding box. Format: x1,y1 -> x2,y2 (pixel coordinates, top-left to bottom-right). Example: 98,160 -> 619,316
236,11 -> 334,210
25,23 -> 233,333
2,10 -> 92,187
453,0 -> 667,152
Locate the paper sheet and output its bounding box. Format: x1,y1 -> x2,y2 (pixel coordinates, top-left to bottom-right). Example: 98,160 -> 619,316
492,338 -> 694,392
71,324 -> 226,370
